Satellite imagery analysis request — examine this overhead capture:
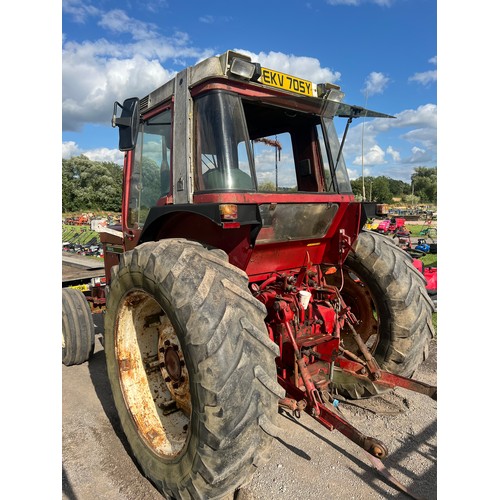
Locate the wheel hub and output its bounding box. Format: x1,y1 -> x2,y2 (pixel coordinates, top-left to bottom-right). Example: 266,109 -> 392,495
164,346 -> 182,382
158,330 -> 191,414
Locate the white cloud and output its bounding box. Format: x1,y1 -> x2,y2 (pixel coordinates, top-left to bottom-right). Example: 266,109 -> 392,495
234,49 -> 341,84
409,70 -> 437,85
386,145 -> 400,161
327,0 -> 361,5
368,104 -> 437,138
84,148 -> 125,164
353,144 -> 386,166
405,146 -> 434,164
62,8 -> 214,132
341,103 -> 436,180
362,71 -> 390,97
254,147 -> 296,187
326,0 -> 394,6
199,15 -> 215,24
347,167 -> 360,179
393,105 -> 437,153
62,47 -> 174,130
63,0 -> 100,23
140,0 -> 169,13
98,9 -> 159,41
401,127 -> 436,152
62,141 -> 80,159
409,56 -> 437,85
62,141 -> 124,164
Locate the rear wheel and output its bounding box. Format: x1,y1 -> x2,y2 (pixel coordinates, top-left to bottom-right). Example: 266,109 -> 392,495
104,239 -> 284,499
62,287 -> 95,366
328,231 -> 435,399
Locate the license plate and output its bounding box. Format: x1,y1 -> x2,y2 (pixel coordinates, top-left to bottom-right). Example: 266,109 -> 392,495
70,284 -> 89,292
259,68 -> 314,97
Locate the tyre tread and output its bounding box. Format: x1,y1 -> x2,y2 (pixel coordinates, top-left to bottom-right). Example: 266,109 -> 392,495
333,231 -> 434,398
105,238 -> 283,499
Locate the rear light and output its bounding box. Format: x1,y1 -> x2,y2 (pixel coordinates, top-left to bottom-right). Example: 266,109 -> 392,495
219,204 -> 238,220
91,277 -> 106,287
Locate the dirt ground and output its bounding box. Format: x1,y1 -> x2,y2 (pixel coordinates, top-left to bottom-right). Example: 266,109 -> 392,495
62,311 -> 436,500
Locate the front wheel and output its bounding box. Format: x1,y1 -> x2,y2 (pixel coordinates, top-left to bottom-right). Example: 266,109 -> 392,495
328,231 -> 435,399
104,239 -> 284,499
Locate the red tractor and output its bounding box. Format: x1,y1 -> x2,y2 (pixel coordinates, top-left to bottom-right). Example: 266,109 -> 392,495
62,51 -> 435,499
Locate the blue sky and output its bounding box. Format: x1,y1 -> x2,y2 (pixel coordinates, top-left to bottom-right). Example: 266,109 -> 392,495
62,0 -> 437,184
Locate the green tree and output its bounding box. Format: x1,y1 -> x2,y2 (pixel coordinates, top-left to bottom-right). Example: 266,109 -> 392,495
351,177 -> 369,199
371,176 -> 393,203
258,181 -> 277,192
411,167 -> 437,204
403,194 -> 420,205
388,178 -> 411,197
139,157 -> 162,209
62,156 -> 122,212
351,176 -> 411,201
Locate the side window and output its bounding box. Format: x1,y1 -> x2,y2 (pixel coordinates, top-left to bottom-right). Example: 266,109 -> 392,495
317,124 -> 333,191
322,117 -> 352,194
127,109 -> 172,228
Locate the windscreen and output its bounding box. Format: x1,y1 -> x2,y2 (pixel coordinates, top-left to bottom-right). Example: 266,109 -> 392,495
193,90 -> 352,194
194,91 -> 256,191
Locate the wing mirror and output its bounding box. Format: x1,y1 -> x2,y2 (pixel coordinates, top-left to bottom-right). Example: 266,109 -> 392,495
112,97 -> 140,151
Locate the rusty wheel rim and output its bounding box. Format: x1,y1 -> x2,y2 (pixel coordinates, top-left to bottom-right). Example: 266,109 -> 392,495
115,290 -> 191,458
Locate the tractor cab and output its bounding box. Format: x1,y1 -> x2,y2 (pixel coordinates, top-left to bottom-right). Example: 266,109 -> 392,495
109,51 -> 391,280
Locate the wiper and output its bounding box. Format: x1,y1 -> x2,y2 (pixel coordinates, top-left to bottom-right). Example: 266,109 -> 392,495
335,103 -> 395,120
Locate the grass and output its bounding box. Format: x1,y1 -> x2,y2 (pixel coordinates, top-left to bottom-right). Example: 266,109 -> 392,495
408,224 -> 437,240
420,253 -> 437,267
62,225 -> 99,245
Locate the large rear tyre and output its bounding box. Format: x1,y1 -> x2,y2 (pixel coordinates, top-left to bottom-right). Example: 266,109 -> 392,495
62,287 -> 95,366
104,239 -> 284,499
328,231 -> 435,399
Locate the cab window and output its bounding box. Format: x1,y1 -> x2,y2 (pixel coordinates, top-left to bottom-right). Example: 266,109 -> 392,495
127,108 -> 172,228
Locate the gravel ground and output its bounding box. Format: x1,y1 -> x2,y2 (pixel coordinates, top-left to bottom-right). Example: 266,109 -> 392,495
245,340 -> 437,500
62,315 -> 436,500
